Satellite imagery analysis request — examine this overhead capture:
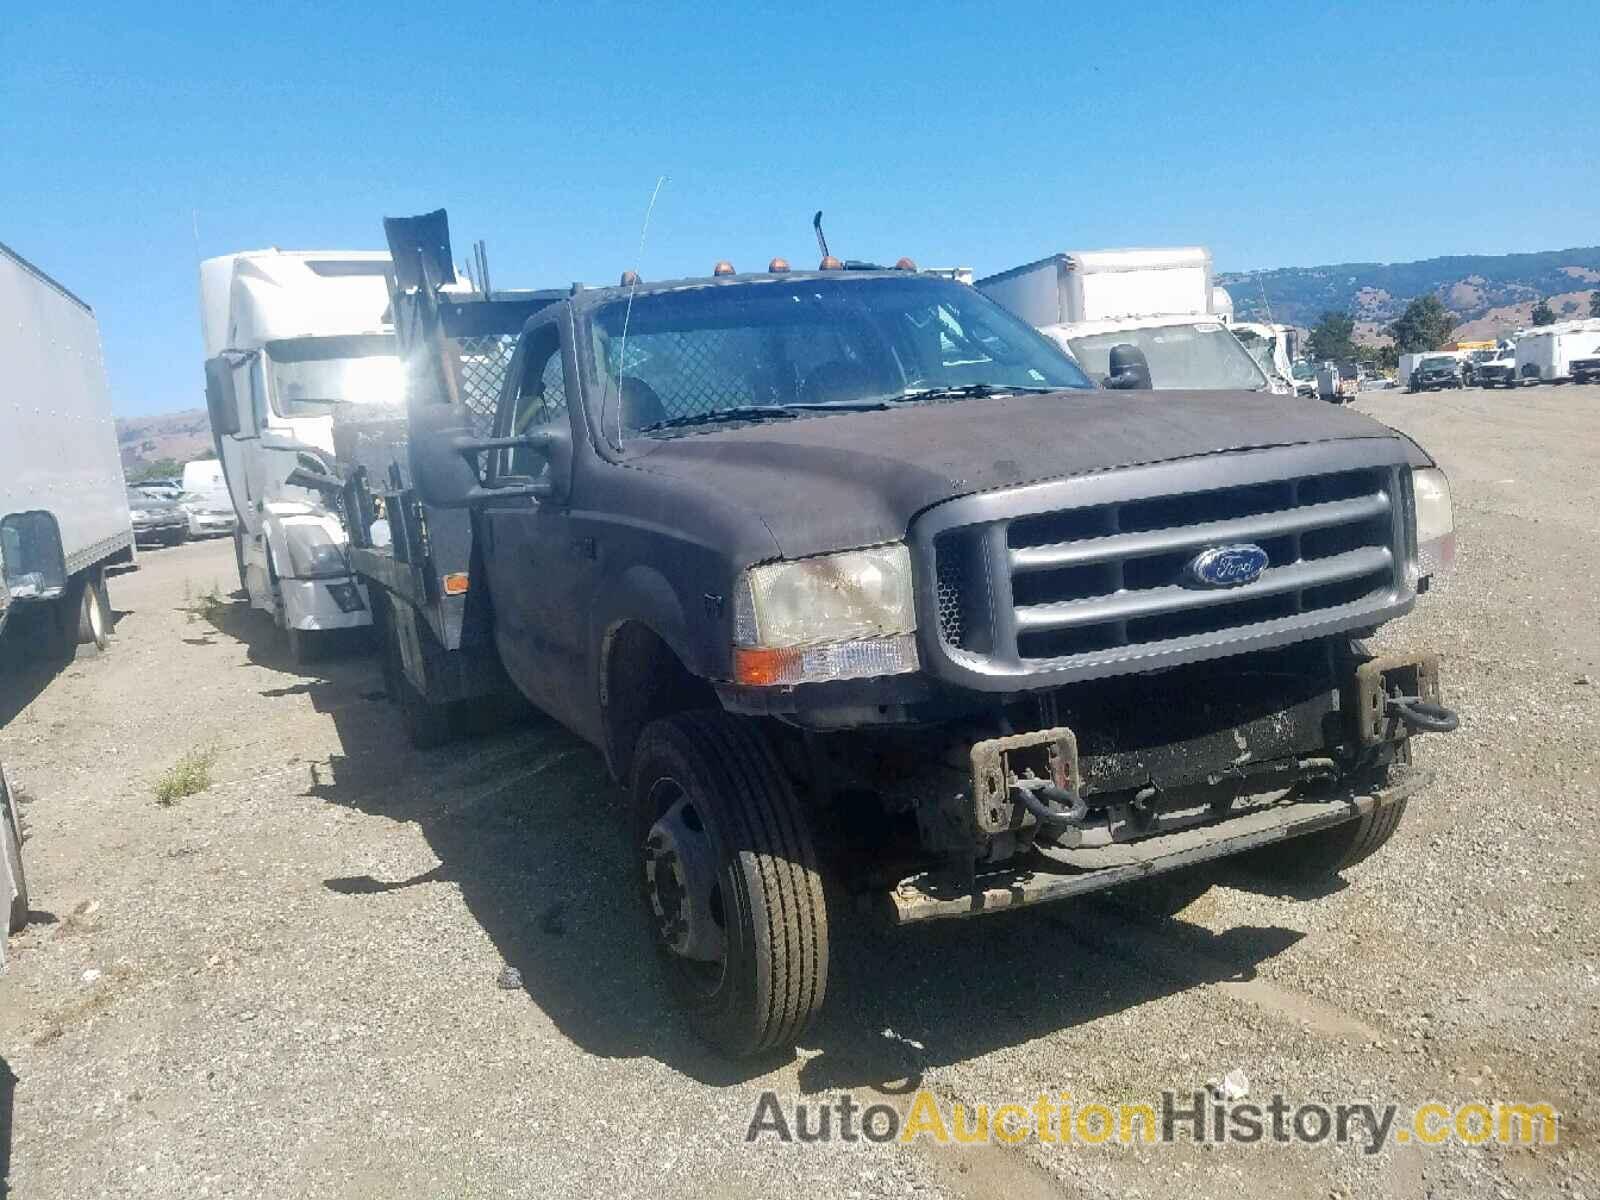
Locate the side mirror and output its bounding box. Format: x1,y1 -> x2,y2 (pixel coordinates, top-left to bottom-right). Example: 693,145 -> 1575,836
409,402 -> 561,509
204,357 -> 241,436
1103,343 -> 1153,391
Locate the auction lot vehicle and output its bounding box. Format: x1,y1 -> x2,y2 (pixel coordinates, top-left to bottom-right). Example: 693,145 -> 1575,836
199,249 -> 396,660
1317,359 -> 1361,403
178,459 -> 238,538
340,211 -> 1459,1057
1231,321 -> 1299,395
126,487 -> 189,547
977,249 -> 1272,392
1408,354 -> 1463,392
1475,345 -> 1520,388
1,240 -> 132,661
1516,320 -> 1600,384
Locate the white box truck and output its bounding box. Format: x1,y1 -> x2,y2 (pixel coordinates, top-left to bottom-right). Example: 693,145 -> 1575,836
199,249 -> 399,661
1,240 -> 133,661
977,248 -> 1272,392
1514,320 -> 1600,384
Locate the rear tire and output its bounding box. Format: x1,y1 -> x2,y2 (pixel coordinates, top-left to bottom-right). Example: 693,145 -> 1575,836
1246,797 -> 1408,881
632,710 -> 828,1057
233,529 -> 247,593
2,764 -> 28,934
77,569 -> 110,654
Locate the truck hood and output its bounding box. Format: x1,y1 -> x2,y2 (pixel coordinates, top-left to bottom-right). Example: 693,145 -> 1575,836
624,389 -> 1403,559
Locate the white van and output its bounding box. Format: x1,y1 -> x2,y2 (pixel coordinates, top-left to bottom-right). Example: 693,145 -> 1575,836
177,458 -> 236,539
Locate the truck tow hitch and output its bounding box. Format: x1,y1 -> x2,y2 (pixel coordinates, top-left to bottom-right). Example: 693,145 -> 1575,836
1384,694 -> 1459,734
1011,774 -> 1088,828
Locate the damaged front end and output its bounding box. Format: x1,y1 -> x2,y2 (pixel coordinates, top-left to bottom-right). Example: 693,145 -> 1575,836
837,640 -> 1455,923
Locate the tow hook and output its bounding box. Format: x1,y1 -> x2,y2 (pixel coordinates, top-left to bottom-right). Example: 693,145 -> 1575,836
1384,694 -> 1459,734
1011,774 -> 1088,828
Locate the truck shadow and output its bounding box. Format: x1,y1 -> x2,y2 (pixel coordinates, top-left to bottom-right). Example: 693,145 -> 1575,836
0,1054 -> 14,1197
0,603 -> 127,728
207,595 -> 1311,1089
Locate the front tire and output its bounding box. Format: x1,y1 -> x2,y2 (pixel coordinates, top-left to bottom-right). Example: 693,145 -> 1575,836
1247,797 -> 1408,881
632,711 -> 828,1057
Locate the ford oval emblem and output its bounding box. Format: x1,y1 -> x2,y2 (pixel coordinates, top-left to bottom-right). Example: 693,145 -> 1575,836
1186,544 -> 1269,588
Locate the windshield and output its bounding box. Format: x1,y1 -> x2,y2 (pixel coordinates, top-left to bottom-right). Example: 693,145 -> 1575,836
1421,356 -> 1455,369
1233,330 -> 1279,377
265,334 -> 401,417
1066,322 -> 1269,390
582,276 -> 1091,440
1292,362 -> 1316,380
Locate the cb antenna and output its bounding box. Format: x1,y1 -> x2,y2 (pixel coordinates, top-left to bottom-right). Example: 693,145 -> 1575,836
606,175 -> 668,448
813,210 -> 830,261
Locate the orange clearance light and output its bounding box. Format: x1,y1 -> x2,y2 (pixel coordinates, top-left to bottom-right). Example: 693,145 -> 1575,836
441,572 -> 470,596
894,257 -> 918,271
733,646 -> 789,686
713,260 -> 736,276
819,255 -> 843,271
768,257 -> 790,273
619,269 -> 641,286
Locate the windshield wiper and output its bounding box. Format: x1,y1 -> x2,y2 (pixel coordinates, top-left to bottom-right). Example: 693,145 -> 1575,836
885,382 -> 1064,403
637,400 -> 888,434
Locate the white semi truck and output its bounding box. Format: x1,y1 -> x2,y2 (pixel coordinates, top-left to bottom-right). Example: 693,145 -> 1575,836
199,250 -> 401,660
976,247 -> 1272,393
1,240 -> 133,661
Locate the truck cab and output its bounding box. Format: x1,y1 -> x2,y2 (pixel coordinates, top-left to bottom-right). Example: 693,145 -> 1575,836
200,251 -> 401,658
347,211 -> 1459,1058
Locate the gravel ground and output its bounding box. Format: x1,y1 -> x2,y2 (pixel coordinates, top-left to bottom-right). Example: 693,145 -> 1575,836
2,385 -> 1597,1198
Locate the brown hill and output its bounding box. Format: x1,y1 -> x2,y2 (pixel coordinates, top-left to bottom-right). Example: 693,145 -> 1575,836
115,409 -> 215,473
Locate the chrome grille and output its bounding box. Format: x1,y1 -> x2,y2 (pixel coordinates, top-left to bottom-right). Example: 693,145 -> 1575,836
914,445 -> 1415,691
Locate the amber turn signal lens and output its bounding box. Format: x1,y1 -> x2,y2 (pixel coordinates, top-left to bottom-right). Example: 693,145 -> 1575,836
441,572 -> 469,596
733,647 -> 786,686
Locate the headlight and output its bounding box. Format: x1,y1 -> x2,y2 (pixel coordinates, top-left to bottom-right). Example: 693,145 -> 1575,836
283,521 -> 349,579
732,544 -> 919,686
1411,467 -> 1455,580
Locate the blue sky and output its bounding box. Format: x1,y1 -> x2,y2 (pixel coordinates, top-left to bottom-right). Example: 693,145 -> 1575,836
4,1 -> 1596,416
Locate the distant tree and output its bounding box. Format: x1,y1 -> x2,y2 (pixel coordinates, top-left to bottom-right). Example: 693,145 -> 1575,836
1386,295 -> 1456,353
1531,298 -> 1557,326
1591,290 -> 1600,319
1306,311 -> 1357,361
128,458 -> 182,482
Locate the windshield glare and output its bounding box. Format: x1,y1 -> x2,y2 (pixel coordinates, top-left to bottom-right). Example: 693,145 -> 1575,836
1421,356 -> 1455,369
583,277 -> 1092,440
266,334 -> 401,416
1066,322 -> 1269,390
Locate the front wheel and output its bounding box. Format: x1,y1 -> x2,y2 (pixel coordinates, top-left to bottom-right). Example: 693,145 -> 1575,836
632,710 -> 829,1057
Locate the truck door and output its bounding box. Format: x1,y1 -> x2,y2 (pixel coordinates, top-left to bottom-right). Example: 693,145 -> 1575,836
479,320 -> 590,727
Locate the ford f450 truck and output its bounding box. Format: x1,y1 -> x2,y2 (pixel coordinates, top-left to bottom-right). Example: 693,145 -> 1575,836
331,211 -> 1458,1057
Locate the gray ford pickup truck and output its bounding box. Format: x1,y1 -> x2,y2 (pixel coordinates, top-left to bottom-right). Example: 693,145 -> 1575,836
320,211 -> 1459,1057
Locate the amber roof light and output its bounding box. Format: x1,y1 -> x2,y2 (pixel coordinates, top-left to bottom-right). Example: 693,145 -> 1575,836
713,260 -> 736,276
768,257 -> 790,273
819,256 -> 843,271
894,257 -> 918,271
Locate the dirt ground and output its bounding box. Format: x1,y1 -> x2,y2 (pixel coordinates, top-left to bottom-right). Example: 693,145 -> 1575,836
2,384 -> 1597,1198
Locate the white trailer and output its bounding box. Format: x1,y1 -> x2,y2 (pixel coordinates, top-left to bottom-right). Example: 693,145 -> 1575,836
1514,320 -> 1600,384
977,246 -> 1214,327
977,248 -> 1270,392
1,240 -> 132,661
199,250 -> 398,661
